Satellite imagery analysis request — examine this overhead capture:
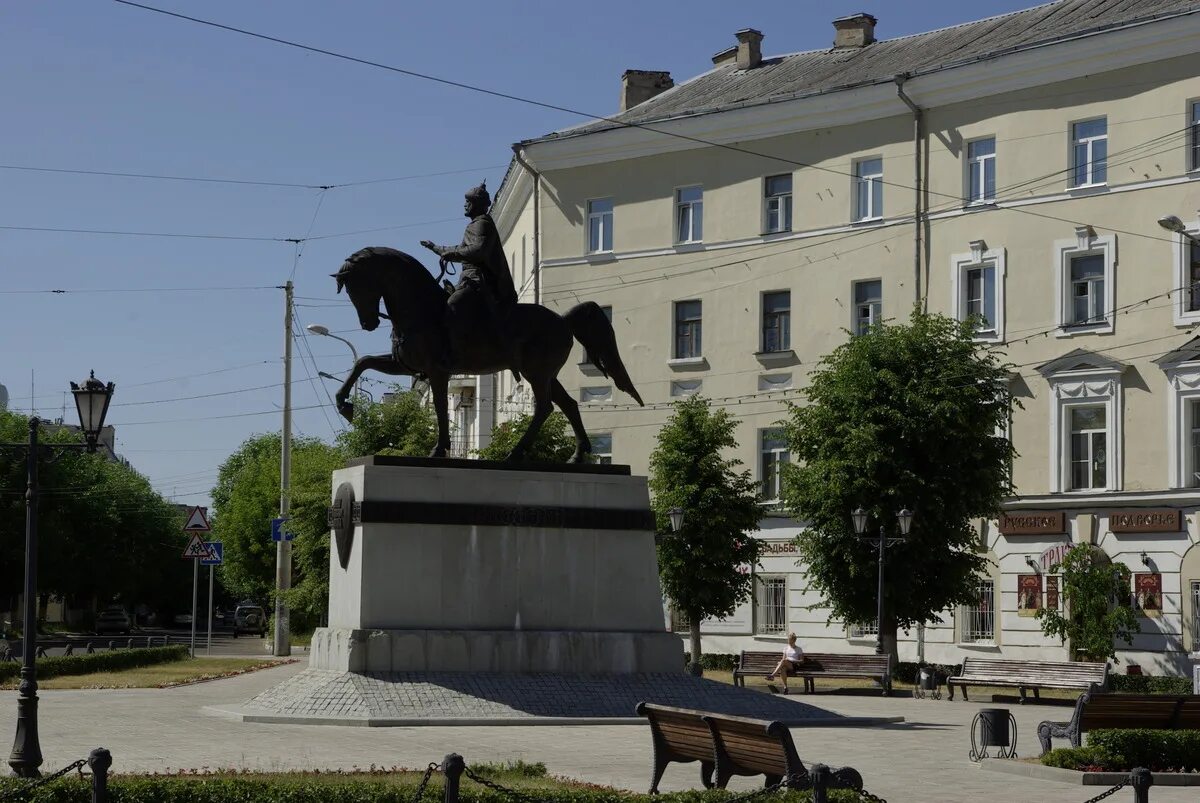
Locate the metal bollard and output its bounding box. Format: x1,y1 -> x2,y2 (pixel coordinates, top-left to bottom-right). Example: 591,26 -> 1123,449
809,763 -> 830,803
88,747 -> 112,803
1130,767 -> 1152,803
442,753 -> 465,803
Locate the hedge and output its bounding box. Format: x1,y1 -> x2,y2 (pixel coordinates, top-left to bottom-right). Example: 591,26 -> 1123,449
1040,746 -> 1124,772
0,777 -> 864,803
0,646 -> 189,683
1108,675 -> 1194,695
683,653 -> 739,672
1089,729 -> 1200,772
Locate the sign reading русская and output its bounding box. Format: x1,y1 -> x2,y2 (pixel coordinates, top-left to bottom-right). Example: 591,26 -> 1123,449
999,511 -> 1066,535
1108,509 -> 1182,533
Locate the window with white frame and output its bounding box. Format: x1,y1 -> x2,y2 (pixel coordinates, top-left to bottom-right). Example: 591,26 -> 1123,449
1071,118 -> 1107,187
674,300 -> 702,359
583,306 -> 612,365
586,198 -> 613,254
1039,352 -> 1124,493
1055,230 -> 1115,336
675,186 -> 703,244
853,157 -> 883,221
1191,580 -> 1200,648
762,291 -> 790,352
966,138 -> 996,203
853,280 -> 882,335
1174,230 -> 1200,324
755,576 -> 787,635
848,619 -> 878,639
1069,405 -> 1108,491
760,428 -> 789,502
951,242 -> 1005,341
960,578 -> 996,643
590,433 -> 612,465
1191,101 -> 1200,172
764,174 -> 793,233
1158,348 -> 1200,488
669,607 -> 690,633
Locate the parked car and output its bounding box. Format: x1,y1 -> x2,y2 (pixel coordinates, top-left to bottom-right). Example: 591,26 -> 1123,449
95,608 -> 131,635
172,612 -> 193,627
232,605 -> 267,638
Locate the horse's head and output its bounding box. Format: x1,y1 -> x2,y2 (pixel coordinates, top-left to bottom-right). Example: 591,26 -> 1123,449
332,253 -> 383,332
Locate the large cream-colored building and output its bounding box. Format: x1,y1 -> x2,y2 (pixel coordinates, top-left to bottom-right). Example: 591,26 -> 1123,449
480,1 -> 1200,671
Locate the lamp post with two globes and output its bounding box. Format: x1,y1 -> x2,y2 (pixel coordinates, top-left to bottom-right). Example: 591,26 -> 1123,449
851,506 -> 914,657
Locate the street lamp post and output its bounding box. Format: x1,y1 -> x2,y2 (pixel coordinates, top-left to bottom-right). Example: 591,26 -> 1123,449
665,507 -> 704,677
306,324 -> 361,400
851,507 -> 914,656
6,372 -> 114,778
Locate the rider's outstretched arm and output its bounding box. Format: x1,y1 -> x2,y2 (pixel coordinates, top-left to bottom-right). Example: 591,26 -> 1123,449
435,218 -> 488,263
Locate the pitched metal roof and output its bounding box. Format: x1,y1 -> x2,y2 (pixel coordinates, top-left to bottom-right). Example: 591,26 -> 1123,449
533,0 -> 1199,143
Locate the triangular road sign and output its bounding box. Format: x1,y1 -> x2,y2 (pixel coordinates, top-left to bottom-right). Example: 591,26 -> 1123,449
182,506 -> 211,532
181,533 -> 211,559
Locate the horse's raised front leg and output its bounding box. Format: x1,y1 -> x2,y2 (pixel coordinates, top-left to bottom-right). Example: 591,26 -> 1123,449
507,380 -> 552,462
335,354 -> 411,422
550,380 -> 591,463
427,372 -> 450,458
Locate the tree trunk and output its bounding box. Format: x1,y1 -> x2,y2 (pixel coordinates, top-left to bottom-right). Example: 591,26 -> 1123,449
38,593 -> 50,627
882,618 -> 900,675
688,613 -> 703,676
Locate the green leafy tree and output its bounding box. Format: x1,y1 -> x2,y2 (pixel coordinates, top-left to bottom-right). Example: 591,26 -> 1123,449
782,309 -> 1015,664
338,388 -> 436,458
476,412 -> 576,462
1037,545 -> 1140,662
649,396 -> 762,674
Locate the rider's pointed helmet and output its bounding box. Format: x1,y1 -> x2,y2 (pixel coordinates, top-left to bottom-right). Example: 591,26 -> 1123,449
464,180 -> 490,208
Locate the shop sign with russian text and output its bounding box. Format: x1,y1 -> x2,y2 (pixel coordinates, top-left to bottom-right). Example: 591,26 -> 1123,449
999,511 -> 1065,535
1108,509 -> 1181,533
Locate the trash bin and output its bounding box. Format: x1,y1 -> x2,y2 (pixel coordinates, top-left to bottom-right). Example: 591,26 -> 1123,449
970,707 -> 1017,760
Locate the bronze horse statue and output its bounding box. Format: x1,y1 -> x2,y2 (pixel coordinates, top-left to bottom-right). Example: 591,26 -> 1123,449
331,246 -> 643,462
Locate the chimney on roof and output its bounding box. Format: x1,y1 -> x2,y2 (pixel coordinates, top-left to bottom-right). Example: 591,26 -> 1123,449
712,28 -> 764,69
620,69 -> 673,113
832,13 -> 877,49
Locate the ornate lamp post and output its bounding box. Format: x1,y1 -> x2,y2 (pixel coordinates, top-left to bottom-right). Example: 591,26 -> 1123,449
668,507 -> 685,534
851,506 -> 915,656
7,371 -> 114,778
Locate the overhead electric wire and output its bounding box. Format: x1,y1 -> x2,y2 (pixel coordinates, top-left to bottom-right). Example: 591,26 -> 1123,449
0,223 -> 293,241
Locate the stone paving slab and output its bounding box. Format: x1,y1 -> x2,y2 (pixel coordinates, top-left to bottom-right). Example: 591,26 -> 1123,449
234,668 -> 900,725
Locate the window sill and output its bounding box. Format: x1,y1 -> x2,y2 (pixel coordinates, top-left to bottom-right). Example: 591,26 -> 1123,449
754,634 -> 788,641
1066,183 -> 1109,196
851,216 -> 884,226
578,362 -> 607,377
846,636 -> 878,644
971,331 -> 1004,344
584,252 -> 616,264
1055,322 -> 1113,338
673,242 -> 705,253
754,349 -> 799,367
667,357 -> 709,371
761,229 -> 792,238
957,641 -> 1000,650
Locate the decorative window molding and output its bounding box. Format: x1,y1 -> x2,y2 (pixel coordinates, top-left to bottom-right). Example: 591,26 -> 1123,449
1053,229 -> 1116,337
758,373 -> 792,392
1037,349 -> 1126,493
1170,214 -> 1200,326
950,240 -> 1006,342
1154,337 -> 1200,488
670,379 -> 702,397
580,386 -> 612,404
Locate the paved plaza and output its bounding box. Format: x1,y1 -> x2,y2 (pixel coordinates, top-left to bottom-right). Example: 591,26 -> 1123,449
3,661 -> 1194,802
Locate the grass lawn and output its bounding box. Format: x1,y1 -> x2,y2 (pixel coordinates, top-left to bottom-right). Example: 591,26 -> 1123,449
0,657 -> 288,690
705,669 -> 1079,701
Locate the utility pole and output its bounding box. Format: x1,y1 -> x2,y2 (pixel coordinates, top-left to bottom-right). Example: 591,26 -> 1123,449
273,281 -> 293,657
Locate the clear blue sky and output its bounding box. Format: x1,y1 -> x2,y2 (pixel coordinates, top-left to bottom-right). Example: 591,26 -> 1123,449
1,0 -> 1037,508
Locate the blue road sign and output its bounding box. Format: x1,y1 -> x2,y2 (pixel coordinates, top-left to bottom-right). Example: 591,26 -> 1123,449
200,541 -> 223,566
271,517 -> 294,542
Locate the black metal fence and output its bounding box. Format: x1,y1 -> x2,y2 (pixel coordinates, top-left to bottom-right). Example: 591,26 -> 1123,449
0,635 -> 177,661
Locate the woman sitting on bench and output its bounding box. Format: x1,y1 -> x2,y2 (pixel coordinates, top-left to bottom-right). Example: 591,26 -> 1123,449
764,632 -> 804,694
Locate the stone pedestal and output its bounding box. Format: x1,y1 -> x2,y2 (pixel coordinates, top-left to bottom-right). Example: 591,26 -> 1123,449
311,456 -> 683,674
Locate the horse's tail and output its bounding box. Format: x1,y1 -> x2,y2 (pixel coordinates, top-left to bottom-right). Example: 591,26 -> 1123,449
564,302 -> 644,406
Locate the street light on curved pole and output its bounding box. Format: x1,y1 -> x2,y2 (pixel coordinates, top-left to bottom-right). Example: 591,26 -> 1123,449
306,324 -> 361,400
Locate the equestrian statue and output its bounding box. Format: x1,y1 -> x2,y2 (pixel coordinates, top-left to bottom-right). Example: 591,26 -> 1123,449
330,180 -> 643,462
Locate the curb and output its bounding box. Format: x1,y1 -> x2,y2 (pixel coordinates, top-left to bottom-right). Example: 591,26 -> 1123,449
978,759 -> 1200,786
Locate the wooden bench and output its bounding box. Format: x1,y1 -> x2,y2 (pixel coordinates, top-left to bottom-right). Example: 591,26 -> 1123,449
947,657 -> 1108,702
733,651 -> 892,695
635,702 -> 715,793
1038,692 -> 1200,754
635,703 -> 863,794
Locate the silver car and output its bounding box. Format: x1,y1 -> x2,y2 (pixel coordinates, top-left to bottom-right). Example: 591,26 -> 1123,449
232,605 -> 267,638
95,608 -> 131,635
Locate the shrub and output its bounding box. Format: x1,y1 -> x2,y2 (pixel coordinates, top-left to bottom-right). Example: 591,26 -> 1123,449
0,646 -> 188,683
1108,675 -> 1193,695
682,653 -> 739,672
1088,729 -> 1200,772
0,776 -> 864,802
469,760 -> 548,778
1040,746 -> 1123,772
892,662 -> 961,684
